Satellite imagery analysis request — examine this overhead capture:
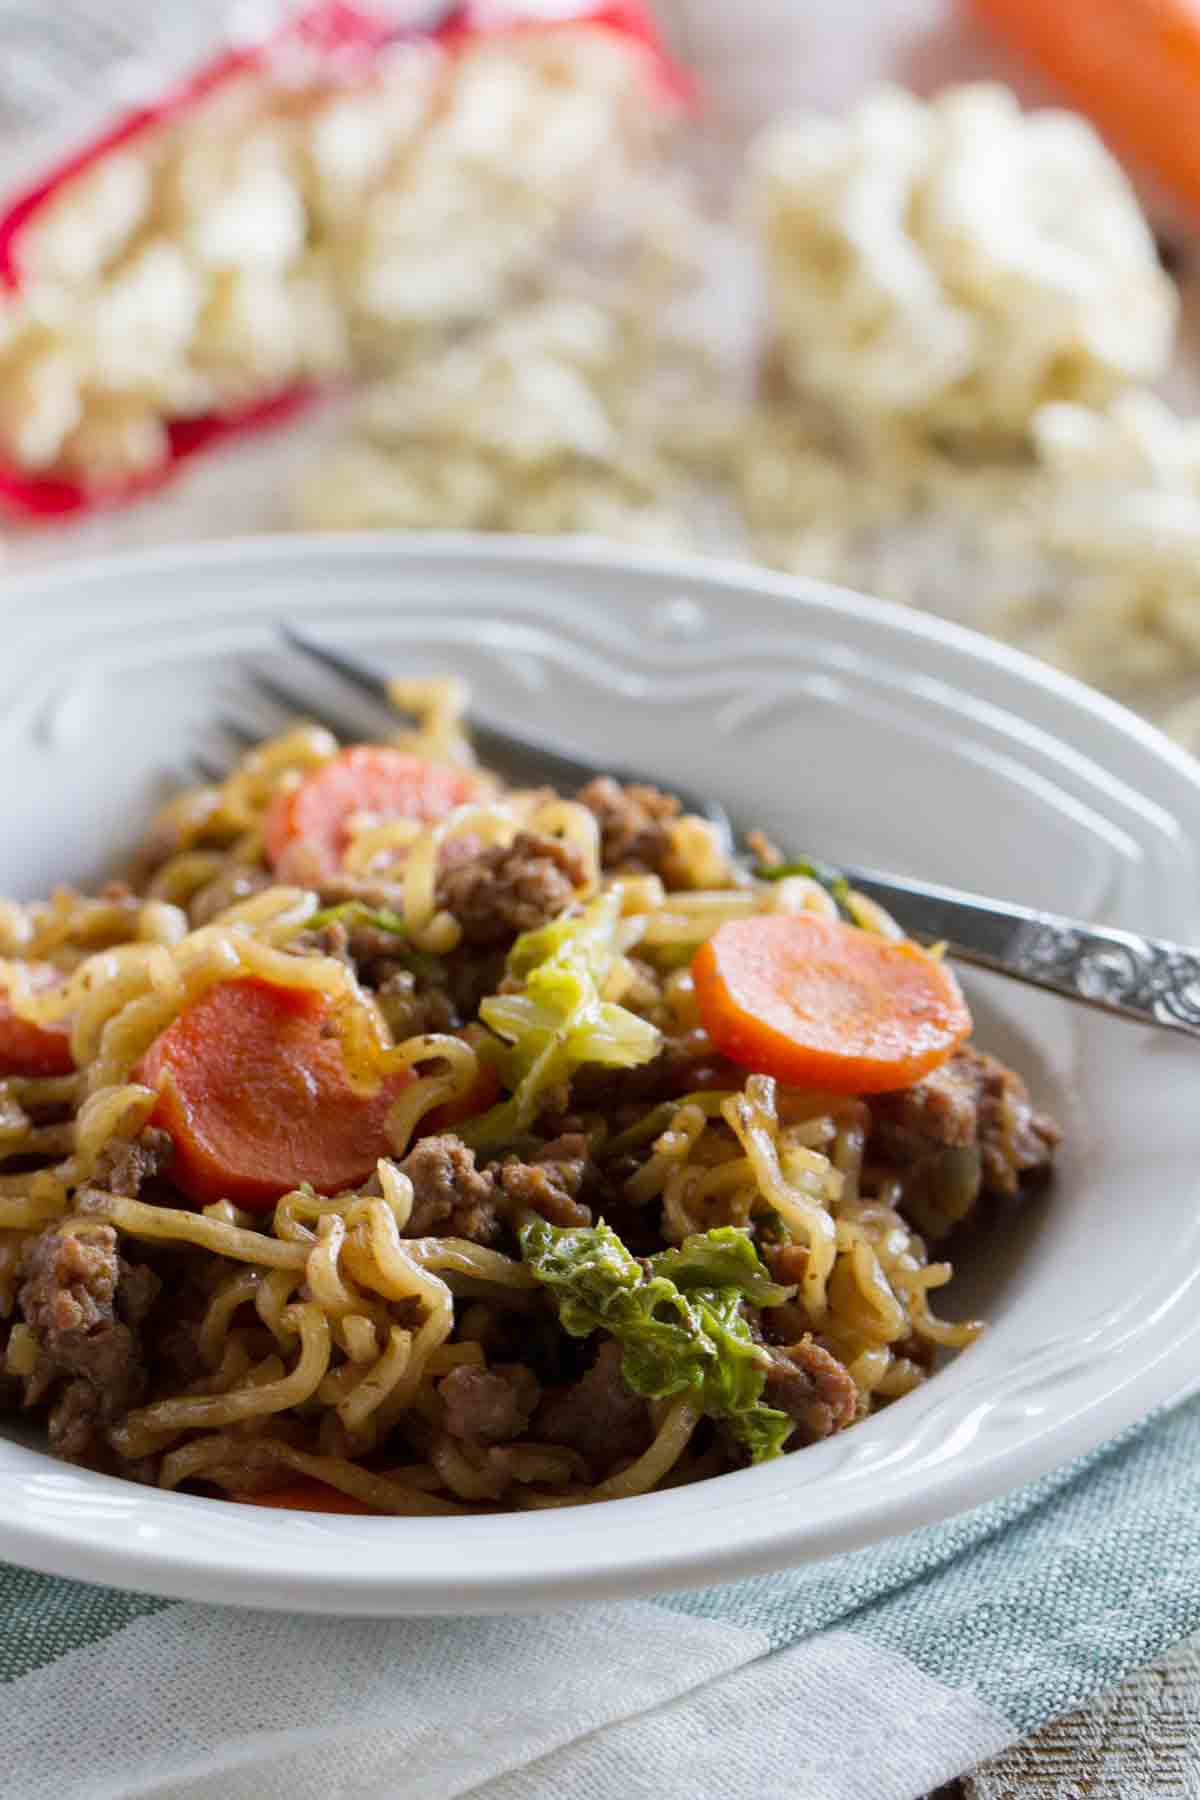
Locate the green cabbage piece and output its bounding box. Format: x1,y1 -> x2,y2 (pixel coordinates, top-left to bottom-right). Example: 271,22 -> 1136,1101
725,1399 -> 796,1462
519,1218 -> 795,1462
307,900 -> 409,934
648,1226 -> 796,1308
461,892 -> 661,1152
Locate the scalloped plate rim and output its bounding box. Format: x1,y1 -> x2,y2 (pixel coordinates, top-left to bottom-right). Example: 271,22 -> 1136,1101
0,525 -> 1195,774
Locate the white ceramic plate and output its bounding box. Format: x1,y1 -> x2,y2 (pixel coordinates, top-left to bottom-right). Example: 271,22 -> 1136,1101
2,533 -> 1199,1615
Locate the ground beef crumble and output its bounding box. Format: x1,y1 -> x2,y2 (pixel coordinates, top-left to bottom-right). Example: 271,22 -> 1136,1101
396,1130 -> 604,1244
868,1045 -> 1059,1240
974,1052 -> 1062,1195
18,1222 -> 159,1465
535,1339 -> 651,1472
576,777 -> 681,878
435,831 -> 587,948
90,1127 -> 174,1199
496,1138 -> 593,1229
398,1135 -> 500,1243
762,1338 -> 859,1444
438,1363 -> 540,1446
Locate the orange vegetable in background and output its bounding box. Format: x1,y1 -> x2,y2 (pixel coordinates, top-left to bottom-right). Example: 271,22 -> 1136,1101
263,746 -> 485,879
969,0 -> 1200,224
691,914 -> 971,1095
0,964 -> 74,1076
138,976 -> 413,1209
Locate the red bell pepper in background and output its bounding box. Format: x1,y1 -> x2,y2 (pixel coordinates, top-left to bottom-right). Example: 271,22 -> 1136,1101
0,0 -> 686,520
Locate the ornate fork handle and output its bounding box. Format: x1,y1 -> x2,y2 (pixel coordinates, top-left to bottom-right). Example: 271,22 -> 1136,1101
840,867 -> 1200,1039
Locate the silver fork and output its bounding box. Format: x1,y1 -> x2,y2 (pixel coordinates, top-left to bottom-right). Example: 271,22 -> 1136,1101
211,626 -> 1200,1043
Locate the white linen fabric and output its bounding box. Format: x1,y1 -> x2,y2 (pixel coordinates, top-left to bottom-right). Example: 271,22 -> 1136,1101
1,1597 -> 1014,1800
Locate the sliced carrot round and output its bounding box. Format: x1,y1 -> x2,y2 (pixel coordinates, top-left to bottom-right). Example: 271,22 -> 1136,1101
263,746 -> 485,879
0,962 -> 74,1076
138,976 -> 413,1210
233,1481 -> 377,1514
691,914 -> 971,1095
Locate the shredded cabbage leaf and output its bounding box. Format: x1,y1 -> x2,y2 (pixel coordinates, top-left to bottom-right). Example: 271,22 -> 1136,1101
308,900 -> 409,934
462,892 -> 661,1152
519,1218 -> 796,1462
648,1226 -> 796,1308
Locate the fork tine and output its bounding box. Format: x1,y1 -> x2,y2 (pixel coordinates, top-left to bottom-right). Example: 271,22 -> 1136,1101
246,668 -> 381,745
278,626 -> 735,850
217,715 -> 260,748
189,753 -> 228,783
249,669 -> 335,722
280,625 -> 413,722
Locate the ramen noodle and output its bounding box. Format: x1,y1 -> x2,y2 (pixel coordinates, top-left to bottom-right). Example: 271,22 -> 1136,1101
0,677 -> 1059,1512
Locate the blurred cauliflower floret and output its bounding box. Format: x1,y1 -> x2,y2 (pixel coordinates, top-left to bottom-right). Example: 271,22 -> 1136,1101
734,81 -> 1200,740
165,130 -> 308,273
57,395 -> 169,484
82,241 -> 203,395
1007,391 -> 1200,702
751,84 -> 1177,442
1034,389 -> 1200,498
0,332 -> 82,469
294,295 -> 733,544
21,150 -> 151,288
735,390 -> 1048,611
737,371 -> 1200,735
0,24 -> 669,486
1033,392 -> 1200,591
303,49 -> 439,228
342,30 -> 661,351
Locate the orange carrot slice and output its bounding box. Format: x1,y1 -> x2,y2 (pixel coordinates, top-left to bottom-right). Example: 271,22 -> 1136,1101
0,963 -> 73,1076
969,0 -> 1200,225
691,914 -> 971,1094
263,746 -> 485,879
137,976 -> 413,1210
233,1481 -> 378,1514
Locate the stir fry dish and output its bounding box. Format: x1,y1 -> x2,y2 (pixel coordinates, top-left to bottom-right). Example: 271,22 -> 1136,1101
0,680 -> 1058,1512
